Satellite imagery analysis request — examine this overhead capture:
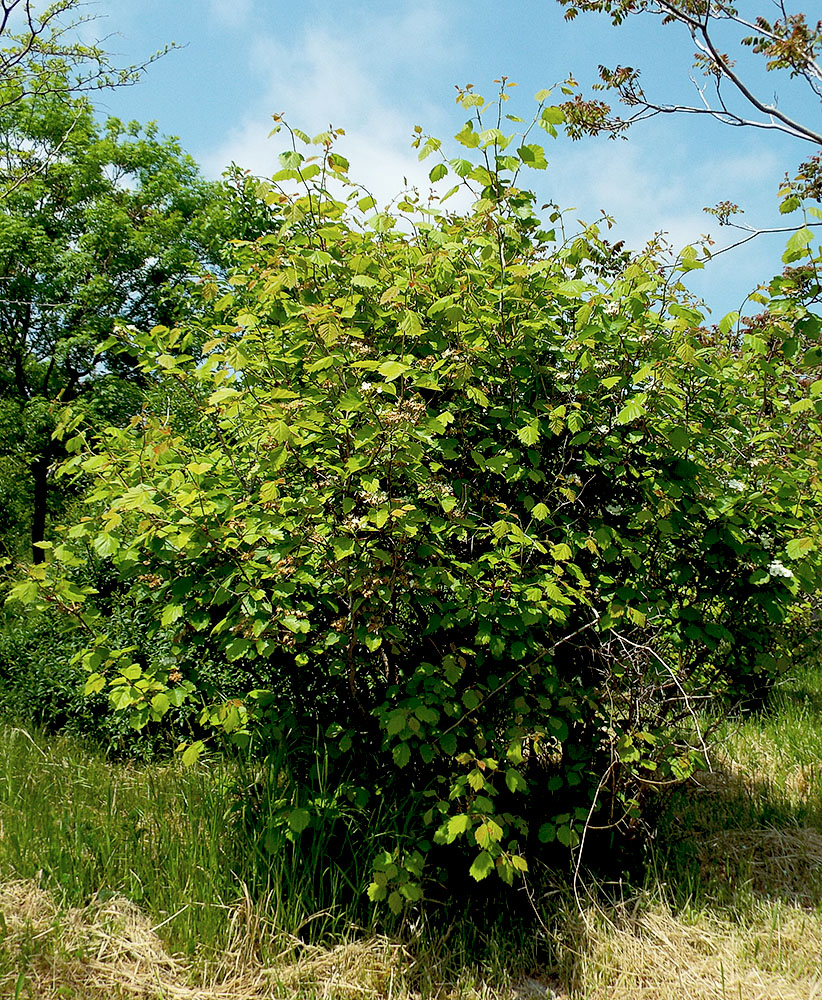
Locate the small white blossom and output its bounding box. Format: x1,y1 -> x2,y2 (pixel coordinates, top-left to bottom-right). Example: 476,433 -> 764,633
727,479 -> 745,492
760,533 -> 773,548
604,301 -> 620,317
361,382 -> 372,391
605,503 -> 621,515
768,560 -> 794,579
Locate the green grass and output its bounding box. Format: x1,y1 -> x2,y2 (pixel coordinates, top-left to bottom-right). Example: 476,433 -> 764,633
2,656 -> 822,998
0,726 -> 245,956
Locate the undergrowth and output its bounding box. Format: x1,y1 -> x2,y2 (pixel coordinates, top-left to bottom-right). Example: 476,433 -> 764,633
1,655 -> 822,997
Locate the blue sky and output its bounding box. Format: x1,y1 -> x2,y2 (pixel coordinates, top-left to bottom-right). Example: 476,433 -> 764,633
88,0 -> 819,319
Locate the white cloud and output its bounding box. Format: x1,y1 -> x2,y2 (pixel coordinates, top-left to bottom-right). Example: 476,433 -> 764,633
200,2 -> 459,207
545,134 -> 779,251
207,0 -> 254,28
195,0 -> 785,314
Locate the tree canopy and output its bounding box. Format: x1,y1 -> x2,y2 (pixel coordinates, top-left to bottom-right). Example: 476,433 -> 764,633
0,82 -> 227,560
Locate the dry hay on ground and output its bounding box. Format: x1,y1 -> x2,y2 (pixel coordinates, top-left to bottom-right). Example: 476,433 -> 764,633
697,825 -> 822,905
0,878 -> 533,1000
0,878 -> 412,1000
569,899 -> 822,1000
4,867 -> 822,1000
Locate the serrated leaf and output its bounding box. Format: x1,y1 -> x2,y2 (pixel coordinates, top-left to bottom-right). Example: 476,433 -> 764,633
393,742 -> 411,768
161,604 -> 183,627
288,807 -> 311,833
469,850 -> 495,881
367,881 -> 387,902
505,767 -> 528,794
538,822 -> 557,843
332,537 -> 356,560
151,692 -> 170,715
446,813 -> 472,843
474,819 -> 504,848
388,890 -> 404,915
784,225 -> 814,261
377,360 -> 410,380
531,502 -> 549,521
786,536 -> 815,560
626,607 -> 646,627
386,711 -> 407,736
556,824 -> 580,848
719,311 -> 739,336
542,105 -> 564,123
181,740 -> 204,766
616,394 -> 647,425
84,673 -> 106,696
517,419 -> 540,445
429,162 -> 448,182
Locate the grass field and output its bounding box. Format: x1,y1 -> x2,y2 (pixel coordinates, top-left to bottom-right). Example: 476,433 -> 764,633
2,657 -> 822,999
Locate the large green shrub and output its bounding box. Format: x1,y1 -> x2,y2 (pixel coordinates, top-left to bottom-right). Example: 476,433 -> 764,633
11,85 -> 822,908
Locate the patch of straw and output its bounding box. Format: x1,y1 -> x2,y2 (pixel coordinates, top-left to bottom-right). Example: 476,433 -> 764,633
567,897 -> 822,1000
0,878 -> 413,999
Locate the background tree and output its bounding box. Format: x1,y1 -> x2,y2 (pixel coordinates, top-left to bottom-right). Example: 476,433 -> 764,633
556,2 -> 822,240
0,1 -> 169,107
0,82 -> 228,561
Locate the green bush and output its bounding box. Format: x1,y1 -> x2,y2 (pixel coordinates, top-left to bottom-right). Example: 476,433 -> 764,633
0,578 -> 266,757
11,85 -> 822,908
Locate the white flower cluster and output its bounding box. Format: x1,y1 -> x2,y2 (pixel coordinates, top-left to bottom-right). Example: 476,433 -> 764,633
727,479 -> 745,492
768,560 -> 794,579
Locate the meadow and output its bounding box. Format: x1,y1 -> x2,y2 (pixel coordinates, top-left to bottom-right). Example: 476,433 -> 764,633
2,653 -> 822,999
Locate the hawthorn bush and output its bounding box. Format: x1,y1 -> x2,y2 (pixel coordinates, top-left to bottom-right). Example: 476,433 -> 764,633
13,85 -> 822,908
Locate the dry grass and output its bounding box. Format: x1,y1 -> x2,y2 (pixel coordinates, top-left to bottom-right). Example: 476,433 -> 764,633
0,878 -> 535,1000
563,895 -> 822,1000
5,667 -> 822,1000
0,878 -> 411,1000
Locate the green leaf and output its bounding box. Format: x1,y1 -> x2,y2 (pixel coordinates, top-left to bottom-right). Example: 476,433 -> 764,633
151,692 -> 170,715
377,360 -> 410,381
541,106 -> 564,124
517,143 -> 547,169
531,502 -> 549,521
719,311 -> 739,336
386,710 -> 407,736
783,226 -> 814,262
469,850 -> 495,881
332,537 -> 356,560
446,813 -> 472,843
556,824 -> 580,848
181,740 -> 204,766
786,537 -> 815,560
161,604 -> 183,626
388,890 -> 404,915
288,807 -> 311,833
367,882 -> 387,902
517,419 -> 540,446
393,742 -> 411,768
556,279 -> 587,297
616,394 -> 647,425
505,767 -> 528,794
429,163 -> 448,182
226,638 -> 252,661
